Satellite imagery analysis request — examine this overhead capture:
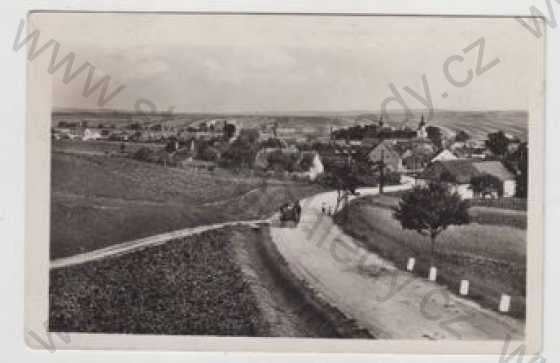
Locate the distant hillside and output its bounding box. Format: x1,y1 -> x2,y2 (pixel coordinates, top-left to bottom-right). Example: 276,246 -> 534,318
52,109 -> 528,141
369,110 -> 527,141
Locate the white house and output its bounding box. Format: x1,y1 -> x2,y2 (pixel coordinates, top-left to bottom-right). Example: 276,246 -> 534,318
82,129 -> 101,141
418,159 -> 516,199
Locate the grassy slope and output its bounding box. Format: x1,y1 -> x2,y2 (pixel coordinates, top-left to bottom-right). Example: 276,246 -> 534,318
49,228 -> 268,335
334,196 -> 527,318
51,152 -> 324,259
366,194 -> 527,229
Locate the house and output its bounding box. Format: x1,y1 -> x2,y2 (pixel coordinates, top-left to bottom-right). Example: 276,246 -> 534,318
253,147 -> 324,180
334,139 -> 347,147
431,149 -> 458,163
368,140 -> 404,172
418,159 -> 516,199
450,141 -> 466,151
53,127 -> 82,140
368,139 -> 436,173
82,128 -> 102,141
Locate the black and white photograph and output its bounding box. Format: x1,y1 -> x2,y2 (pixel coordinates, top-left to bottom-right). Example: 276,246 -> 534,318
23,12 -> 544,353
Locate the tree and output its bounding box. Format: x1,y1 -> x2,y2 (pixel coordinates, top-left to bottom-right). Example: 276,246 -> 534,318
220,129 -> 260,169
197,145 -> 220,162
469,174 -> 501,198
486,131 -> 510,157
165,136 -> 179,153
238,128 -> 260,144
454,130 -> 470,143
426,126 -> 443,149
133,147 -> 154,162
128,122 -> 141,130
392,182 -> 470,266
321,163 -> 361,215
224,122 -> 237,140
268,149 -> 299,172
506,142 -> 528,198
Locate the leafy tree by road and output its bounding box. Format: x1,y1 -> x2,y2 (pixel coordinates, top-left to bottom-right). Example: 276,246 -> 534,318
321,163 -> 361,216
392,182 -> 470,266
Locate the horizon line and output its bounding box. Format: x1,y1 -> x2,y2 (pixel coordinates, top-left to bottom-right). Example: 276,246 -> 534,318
52,107 -> 528,115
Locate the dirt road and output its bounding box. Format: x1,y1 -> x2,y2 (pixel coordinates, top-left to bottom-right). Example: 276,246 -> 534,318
269,182 -> 525,340
50,219 -> 270,269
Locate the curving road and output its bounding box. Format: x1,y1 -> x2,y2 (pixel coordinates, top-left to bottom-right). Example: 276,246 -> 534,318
51,177 -> 525,340
269,180 -> 525,340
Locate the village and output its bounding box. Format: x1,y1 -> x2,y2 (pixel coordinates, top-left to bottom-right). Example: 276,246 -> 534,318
51,112 -> 528,203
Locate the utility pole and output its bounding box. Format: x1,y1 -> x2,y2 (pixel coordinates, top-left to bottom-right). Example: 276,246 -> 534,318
379,149 -> 386,194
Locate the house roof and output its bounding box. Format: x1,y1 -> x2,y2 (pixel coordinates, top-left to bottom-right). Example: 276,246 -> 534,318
420,159 -> 515,184
369,140 -> 402,159
431,149 -> 458,162
473,161 -> 515,181
370,139 -> 436,160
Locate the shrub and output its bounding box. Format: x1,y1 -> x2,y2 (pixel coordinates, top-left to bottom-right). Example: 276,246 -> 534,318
133,147 -> 154,162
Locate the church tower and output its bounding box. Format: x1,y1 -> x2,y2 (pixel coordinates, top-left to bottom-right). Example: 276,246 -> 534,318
417,113 -> 427,138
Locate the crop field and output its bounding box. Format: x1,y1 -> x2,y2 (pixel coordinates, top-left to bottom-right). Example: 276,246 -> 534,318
365,110 -> 528,141
51,151 -> 324,259
427,110 -> 527,141
49,228 -> 267,335
334,197 -> 527,318
52,139 -> 161,155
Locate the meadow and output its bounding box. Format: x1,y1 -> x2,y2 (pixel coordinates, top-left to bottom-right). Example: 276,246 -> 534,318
334,196 -> 527,318
51,150 -> 324,259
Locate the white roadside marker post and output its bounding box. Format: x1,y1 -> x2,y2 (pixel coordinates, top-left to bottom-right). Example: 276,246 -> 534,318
499,294 -> 511,313
460,280 -> 469,296
406,257 -> 415,272
428,267 -> 437,281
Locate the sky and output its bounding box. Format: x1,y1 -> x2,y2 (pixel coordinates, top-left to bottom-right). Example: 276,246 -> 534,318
31,13 -> 543,113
